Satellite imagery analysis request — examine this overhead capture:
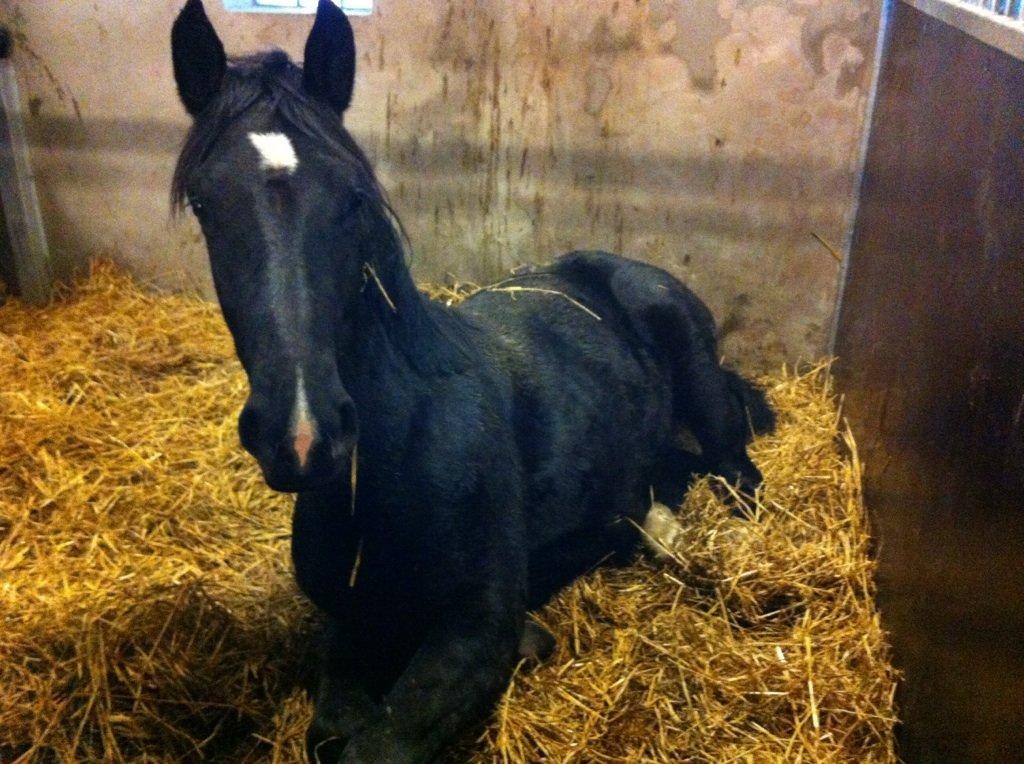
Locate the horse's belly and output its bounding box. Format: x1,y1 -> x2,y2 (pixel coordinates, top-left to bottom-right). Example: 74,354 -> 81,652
514,346 -> 673,549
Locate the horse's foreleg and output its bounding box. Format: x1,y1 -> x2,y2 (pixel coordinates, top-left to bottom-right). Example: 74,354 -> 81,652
307,620 -> 381,763
339,590 -> 522,763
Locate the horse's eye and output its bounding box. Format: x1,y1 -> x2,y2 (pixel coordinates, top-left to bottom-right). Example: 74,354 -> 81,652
188,196 -> 205,215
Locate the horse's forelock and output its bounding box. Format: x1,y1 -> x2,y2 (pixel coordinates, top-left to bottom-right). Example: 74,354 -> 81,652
170,50 -> 385,217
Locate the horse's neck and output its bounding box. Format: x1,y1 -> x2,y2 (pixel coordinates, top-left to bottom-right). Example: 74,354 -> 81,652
338,249 -> 474,410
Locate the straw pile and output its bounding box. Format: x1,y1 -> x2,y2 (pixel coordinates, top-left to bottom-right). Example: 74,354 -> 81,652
0,262 -> 898,762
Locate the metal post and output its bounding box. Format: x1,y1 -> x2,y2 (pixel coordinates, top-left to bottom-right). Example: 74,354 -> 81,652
0,26 -> 53,304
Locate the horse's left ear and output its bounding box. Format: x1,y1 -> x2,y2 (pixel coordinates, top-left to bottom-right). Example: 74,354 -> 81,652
303,0 -> 356,114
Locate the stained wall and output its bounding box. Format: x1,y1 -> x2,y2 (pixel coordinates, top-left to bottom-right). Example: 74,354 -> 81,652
1,1 -> 880,367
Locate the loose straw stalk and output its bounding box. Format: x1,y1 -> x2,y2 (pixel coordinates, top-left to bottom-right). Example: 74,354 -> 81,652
0,262 -> 898,762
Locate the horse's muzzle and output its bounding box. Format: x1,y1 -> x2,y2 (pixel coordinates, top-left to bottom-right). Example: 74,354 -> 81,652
239,396 -> 358,493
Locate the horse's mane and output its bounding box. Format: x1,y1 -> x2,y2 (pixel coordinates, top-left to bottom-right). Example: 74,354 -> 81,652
172,50 -> 479,375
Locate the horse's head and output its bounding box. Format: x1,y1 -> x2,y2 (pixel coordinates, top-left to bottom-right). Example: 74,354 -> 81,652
171,0 -> 384,492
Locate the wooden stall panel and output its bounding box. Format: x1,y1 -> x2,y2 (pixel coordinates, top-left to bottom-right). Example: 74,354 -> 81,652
834,3 -> 1024,761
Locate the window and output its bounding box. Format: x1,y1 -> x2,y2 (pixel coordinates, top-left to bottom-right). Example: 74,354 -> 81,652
900,0 -> 1024,62
959,1 -> 1023,21
223,0 -> 373,15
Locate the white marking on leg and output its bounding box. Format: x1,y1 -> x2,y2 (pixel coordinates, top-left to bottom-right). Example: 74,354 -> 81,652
248,132 -> 299,173
642,502 -> 684,560
291,368 -> 317,470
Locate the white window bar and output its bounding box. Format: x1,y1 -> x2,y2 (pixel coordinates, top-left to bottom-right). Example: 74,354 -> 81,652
900,0 -> 1024,60
957,0 -> 1023,20
226,0 -> 374,15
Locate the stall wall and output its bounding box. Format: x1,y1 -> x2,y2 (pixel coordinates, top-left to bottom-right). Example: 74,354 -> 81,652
1,0 -> 879,367
834,2 -> 1024,760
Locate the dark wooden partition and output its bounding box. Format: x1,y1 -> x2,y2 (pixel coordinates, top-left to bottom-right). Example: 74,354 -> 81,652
833,2 -> 1024,762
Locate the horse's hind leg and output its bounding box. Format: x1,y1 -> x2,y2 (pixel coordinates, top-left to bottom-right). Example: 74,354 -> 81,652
721,367 -> 776,437
602,265 -> 767,496
576,253 -> 771,497
550,251 -> 772,503
669,340 -> 765,497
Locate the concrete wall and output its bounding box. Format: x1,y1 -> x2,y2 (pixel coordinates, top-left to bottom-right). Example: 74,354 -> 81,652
1,0 -> 880,367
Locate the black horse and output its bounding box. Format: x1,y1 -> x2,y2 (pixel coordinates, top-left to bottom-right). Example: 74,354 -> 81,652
171,1 -> 773,761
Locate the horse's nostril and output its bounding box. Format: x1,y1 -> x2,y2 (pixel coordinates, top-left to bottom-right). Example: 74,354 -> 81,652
238,404 -> 261,453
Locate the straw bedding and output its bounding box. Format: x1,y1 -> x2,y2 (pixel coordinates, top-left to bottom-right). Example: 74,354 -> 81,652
0,262 -> 898,762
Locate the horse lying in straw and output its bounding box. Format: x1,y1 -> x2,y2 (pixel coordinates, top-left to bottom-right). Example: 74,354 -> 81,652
171,1 -> 774,760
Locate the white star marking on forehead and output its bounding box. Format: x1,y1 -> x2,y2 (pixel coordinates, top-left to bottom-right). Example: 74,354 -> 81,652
248,132 -> 299,173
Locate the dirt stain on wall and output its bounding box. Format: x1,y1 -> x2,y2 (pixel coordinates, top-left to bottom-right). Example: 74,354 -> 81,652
5,0 -> 880,368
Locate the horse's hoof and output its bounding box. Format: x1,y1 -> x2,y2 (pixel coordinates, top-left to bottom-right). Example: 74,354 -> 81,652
734,470 -> 763,516
708,457 -> 763,517
642,502 -> 683,559
518,620 -> 556,664
729,494 -> 758,519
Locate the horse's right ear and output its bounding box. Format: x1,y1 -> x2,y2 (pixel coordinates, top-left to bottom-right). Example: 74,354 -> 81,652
171,0 -> 226,117
303,0 -> 356,114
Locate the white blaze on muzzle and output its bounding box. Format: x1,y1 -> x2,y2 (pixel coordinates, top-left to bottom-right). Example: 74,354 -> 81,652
248,131 -> 299,174
291,368 -> 317,470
